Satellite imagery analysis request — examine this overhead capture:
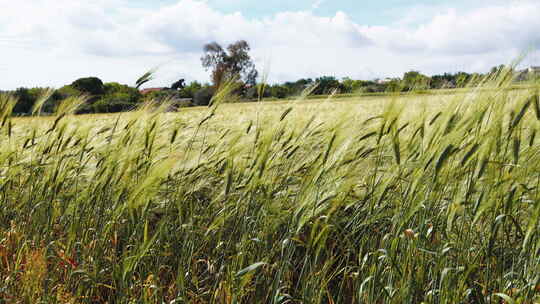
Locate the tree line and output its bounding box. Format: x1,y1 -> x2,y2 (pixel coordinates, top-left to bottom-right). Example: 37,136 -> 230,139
2,40 -> 537,116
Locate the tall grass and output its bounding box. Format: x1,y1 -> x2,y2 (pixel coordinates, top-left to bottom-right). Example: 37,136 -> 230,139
0,71 -> 539,303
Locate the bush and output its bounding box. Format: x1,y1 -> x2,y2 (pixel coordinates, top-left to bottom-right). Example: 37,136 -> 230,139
268,85 -> 290,99
193,87 -> 215,106
92,99 -> 137,113
181,81 -> 203,98
103,83 -> 142,101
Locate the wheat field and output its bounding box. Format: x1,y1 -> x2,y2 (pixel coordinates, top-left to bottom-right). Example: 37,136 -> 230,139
0,76 -> 539,303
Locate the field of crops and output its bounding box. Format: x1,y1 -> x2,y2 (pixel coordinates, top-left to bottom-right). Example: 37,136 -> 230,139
0,77 -> 539,303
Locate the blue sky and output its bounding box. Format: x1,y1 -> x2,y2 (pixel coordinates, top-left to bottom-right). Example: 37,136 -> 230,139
193,0 -> 402,24
0,0 -> 538,89
148,0 -> 501,25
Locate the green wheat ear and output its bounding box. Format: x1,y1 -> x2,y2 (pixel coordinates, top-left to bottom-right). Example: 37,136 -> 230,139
135,68 -> 157,89
31,89 -> 54,116
55,95 -> 89,116
0,93 -> 16,124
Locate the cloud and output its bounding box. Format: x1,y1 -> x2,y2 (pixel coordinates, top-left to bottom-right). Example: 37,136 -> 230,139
0,0 -> 539,89
312,0 -> 324,10
361,2 -> 540,55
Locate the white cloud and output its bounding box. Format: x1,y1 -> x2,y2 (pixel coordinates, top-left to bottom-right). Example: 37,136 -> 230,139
362,2 -> 540,56
312,0 -> 324,10
0,0 -> 539,89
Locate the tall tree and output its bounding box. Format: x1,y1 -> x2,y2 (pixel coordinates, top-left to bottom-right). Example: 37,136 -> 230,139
71,77 -> 105,95
201,40 -> 258,88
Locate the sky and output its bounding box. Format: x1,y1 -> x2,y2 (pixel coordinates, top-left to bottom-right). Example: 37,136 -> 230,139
1,0 -> 539,89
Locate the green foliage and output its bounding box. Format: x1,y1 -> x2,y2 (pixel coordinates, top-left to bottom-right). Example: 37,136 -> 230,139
403,70 -> 431,90
267,84 -> 290,99
91,83 -> 142,113
385,79 -> 404,92
54,81 -> 143,114
431,73 -> 457,89
10,87 -> 56,115
71,77 -> 105,95
193,86 -> 215,106
180,81 -> 203,98
313,76 -> 342,95
104,82 -> 138,96
12,88 -> 36,114
59,77 -> 107,114
56,85 -> 80,98
92,95 -> 137,113
341,77 -> 371,93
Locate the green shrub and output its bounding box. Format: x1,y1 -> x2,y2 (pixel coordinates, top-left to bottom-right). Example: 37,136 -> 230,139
193,87 -> 215,106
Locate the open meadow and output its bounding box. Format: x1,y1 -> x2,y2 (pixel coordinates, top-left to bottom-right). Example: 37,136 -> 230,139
1,79 -> 540,303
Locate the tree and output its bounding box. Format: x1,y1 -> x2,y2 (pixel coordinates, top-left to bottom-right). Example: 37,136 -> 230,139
12,88 -> 35,114
342,77 -> 362,93
313,76 -> 341,95
92,82 -> 143,113
402,71 -> 430,90
56,85 -> 80,98
11,87 -> 52,115
431,73 -> 455,89
181,81 -> 203,98
282,78 -> 314,96
71,77 -> 105,95
201,40 -> 258,88
268,84 -> 290,99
